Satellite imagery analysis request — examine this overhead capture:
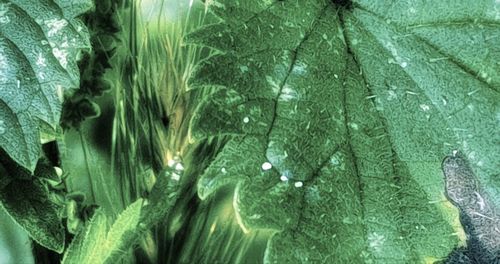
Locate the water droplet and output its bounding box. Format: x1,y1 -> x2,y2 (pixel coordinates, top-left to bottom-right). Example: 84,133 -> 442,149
0,120 -> 5,135
419,104 -> 430,111
278,85 -> 299,101
175,163 -> 184,171
467,89 -> 479,96
294,181 -> 303,188
292,62 -> 307,75
429,57 -> 448,63
249,214 -> 262,220
387,90 -> 397,101
261,162 -> 272,171
0,16 -> 9,24
239,65 -> 249,73
441,96 -> 448,105
0,3 -> 11,24
243,117 -> 250,123
52,48 -> 69,68
38,72 -> 46,80
221,167 -> 227,174
368,232 -> 386,252
342,217 -> 354,224
54,167 -> 63,177
171,172 -> 181,181
56,84 -> 64,102
44,18 -> 68,37
405,90 -> 419,96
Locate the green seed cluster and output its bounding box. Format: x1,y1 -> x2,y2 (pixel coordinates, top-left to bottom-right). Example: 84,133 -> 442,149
61,0 -> 127,128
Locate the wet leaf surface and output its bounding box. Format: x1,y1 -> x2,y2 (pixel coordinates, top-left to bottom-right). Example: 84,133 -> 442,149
189,0 -> 499,262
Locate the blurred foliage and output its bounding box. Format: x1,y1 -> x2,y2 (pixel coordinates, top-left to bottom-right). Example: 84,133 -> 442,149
0,207 -> 34,264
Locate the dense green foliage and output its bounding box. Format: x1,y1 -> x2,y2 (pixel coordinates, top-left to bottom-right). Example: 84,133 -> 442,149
62,199 -> 143,263
0,0 -> 499,263
0,0 -> 91,255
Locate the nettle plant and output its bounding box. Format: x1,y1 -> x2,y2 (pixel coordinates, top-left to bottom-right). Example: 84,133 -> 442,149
0,0 -> 499,263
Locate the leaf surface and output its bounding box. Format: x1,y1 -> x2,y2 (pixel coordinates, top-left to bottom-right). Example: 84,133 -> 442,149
63,168 -> 182,264
189,0 -> 499,262
62,199 -> 144,264
0,158 -> 65,253
0,0 -> 92,171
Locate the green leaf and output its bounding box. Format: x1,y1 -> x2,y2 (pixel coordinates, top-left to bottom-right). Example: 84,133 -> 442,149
62,199 -> 144,264
0,152 -> 65,252
140,168 -> 182,227
189,0 -> 499,263
63,168 -> 182,264
0,176 -> 65,253
0,0 -> 92,171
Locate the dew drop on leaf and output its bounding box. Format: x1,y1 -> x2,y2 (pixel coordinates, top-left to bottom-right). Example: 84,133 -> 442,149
175,163 -> 184,171
171,172 -> 181,181
261,162 -> 272,171
0,3 -> 10,24
0,119 -> 5,134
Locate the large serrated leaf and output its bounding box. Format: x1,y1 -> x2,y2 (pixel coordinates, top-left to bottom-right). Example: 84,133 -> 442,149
189,0 -> 499,263
0,0 -> 92,171
62,199 -> 144,264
